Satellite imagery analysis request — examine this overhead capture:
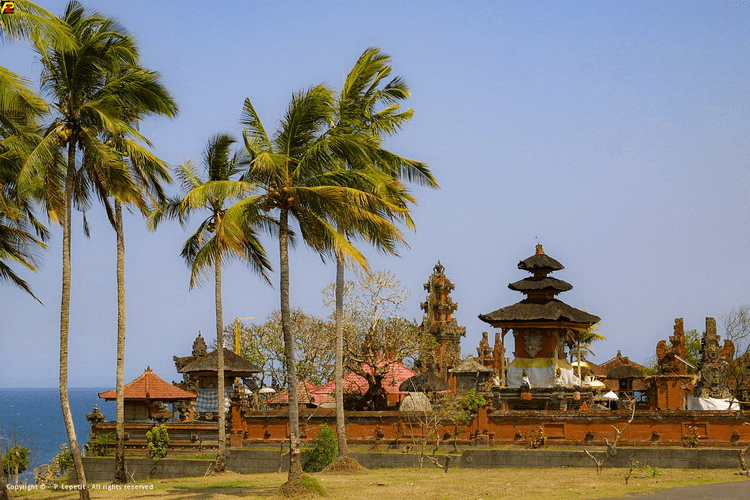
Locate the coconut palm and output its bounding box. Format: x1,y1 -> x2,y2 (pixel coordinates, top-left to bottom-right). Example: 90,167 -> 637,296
97,66 -> 177,483
328,48 -> 438,457
18,3 -> 154,496
0,68 -> 49,301
235,84 -> 398,481
0,0 -> 73,302
0,0 -> 74,49
149,133 -> 270,473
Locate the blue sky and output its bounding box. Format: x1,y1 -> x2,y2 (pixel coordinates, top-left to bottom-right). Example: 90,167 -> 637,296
1,1 -> 749,388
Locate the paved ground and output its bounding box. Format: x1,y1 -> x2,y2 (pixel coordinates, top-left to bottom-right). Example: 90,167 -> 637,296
599,479 -> 750,499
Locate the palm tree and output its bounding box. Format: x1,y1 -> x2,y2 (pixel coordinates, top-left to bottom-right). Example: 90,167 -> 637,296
99,67 -> 177,484
235,84 -> 400,481
149,133 -> 270,473
0,0 -> 74,49
328,48 -> 438,457
0,68 -> 49,301
19,3 -> 152,496
0,4 -> 69,497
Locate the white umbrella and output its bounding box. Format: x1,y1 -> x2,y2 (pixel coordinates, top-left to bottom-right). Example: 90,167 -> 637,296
259,387 -> 276,395
602,390 -> 619,400
587,379 -> 606,388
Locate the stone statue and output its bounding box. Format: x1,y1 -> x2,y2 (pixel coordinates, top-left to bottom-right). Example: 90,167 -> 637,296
521,369 -> 532,390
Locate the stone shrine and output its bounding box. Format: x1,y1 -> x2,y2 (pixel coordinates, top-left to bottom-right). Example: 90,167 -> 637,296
479,244 -> 600,388
694,317 -> 735,400
420,261 -> 466,379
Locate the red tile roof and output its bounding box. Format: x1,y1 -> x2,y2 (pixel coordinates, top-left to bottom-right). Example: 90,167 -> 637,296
98,367 -> 196,401
268,380 -> 335,405
268,362 -> 416,405
313,361 -> 416,396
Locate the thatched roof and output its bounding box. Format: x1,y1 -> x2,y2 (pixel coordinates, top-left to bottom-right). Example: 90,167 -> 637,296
399,371 -> 449,392
178,348 -> 262,375
518,252 -> 564,273
508,277 -> 572,293
479,299 -> 601,326
450,358 -> 494,374
607,365 -> 644,379
99,367 -> 196,401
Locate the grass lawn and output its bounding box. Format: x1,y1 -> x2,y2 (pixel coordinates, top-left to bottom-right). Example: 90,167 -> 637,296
6,466 -> 749,499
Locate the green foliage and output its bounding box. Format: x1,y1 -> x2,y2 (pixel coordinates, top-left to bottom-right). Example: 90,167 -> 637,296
684,329 -> 701,373
33,444 -> 73,486
301,424 -> 338,472
146,424 -> 169,462
2,444 -> 29,481
645,465 -> 660,478
55,445 -> 73,475
683,425 -> 700,448
88,432 -> 114,456
299,475 -> 328,496
456,390 -> 486,414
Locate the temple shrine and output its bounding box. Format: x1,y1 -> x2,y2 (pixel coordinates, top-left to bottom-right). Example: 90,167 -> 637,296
420,261 -> 466,379
173,333 -> 262,419
479,244 -> 600,389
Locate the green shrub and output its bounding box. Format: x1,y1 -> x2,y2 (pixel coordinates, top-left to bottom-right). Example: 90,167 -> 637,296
301,423 -> 337,472
56,445 -> 74,476
2,444 -> 30,482
146,424 -> 169,462
33,445 -> 74,486
88,432 -> 114,456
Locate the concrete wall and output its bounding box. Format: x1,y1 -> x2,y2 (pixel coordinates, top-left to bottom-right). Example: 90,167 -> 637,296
459,448 -> 743,469
80,447 -> 745,482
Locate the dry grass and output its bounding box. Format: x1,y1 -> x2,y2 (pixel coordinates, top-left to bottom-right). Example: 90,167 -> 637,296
8,467 -> 748,499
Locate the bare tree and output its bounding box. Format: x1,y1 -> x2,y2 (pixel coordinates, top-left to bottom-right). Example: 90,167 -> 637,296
237,309 -> 335,388
324,270 -> 436,410
583,404 -> 636,474
723,306 -> 750,401
404,390 -> 485,473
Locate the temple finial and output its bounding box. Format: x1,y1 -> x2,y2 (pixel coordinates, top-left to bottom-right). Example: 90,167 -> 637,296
536,243 -> 544,255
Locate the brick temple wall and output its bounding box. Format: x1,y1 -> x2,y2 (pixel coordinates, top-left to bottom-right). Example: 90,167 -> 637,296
89,407 -> 750,455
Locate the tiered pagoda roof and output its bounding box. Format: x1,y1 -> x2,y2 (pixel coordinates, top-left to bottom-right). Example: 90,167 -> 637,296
178,347 -> 262,376
479,244 -> 600,329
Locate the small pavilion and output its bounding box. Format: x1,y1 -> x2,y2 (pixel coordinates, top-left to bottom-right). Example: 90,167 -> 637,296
98,367 -> 196,421
174,334 -> 262,418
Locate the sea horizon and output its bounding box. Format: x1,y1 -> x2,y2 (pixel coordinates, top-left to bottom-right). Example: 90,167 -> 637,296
1,387 -> 116,483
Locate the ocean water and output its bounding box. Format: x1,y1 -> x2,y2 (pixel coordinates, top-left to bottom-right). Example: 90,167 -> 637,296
0,388 -> 115,482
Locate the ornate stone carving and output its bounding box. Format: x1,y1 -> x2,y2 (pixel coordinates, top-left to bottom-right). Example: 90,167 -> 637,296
656,318 -> 688,375
525,332 -> 542,358
192,333 -> 207,357
699,317 -> 734,365
694,317 -> 735,399
421,261 -> 466,377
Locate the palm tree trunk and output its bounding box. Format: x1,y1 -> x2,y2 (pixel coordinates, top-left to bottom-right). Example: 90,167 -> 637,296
114,201 -> 127,484
215,252 -> 226,473
60,140 -> 90,500
279,208 -> 302,479
334,252 -> 348,457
